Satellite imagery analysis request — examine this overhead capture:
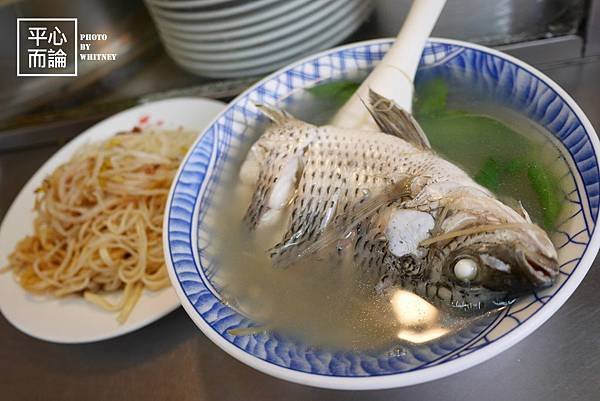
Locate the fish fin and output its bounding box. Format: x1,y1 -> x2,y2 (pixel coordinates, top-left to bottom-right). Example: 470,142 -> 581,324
242,156 -> 301,230
431,206 -> 449,236
517,201 -> 533,223
365,89 -> 431,149
242,106 -> 317,230
271,178 -> 412,267
256,104 -> 293,125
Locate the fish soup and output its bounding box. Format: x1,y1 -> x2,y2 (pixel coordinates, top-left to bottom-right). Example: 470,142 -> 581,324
209,71 -> 570,352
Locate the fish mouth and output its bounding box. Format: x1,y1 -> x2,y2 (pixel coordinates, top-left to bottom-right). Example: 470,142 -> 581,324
519,251 -> 559,287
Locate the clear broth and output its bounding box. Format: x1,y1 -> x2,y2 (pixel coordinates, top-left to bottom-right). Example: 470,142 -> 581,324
210,72 -> 569,352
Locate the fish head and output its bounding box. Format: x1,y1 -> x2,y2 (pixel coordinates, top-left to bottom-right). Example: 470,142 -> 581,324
438,227 -> 558,307
426,191 -> 559,309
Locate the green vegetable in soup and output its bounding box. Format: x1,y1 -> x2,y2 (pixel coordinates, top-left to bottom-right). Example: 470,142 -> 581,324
414,77 -> 448,116
474,158 -> 502,191
527,162 -> 563,230
308,80 -> 361,107
414,78 -> 563,231
505,157 -> 529,175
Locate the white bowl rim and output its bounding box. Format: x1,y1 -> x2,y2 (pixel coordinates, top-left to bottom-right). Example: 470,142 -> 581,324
163,37 -> 600,390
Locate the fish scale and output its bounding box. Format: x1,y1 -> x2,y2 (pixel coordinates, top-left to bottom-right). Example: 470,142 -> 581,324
239,101 -> 559,309
244,112 -> 468,261
279,141 -> 403,255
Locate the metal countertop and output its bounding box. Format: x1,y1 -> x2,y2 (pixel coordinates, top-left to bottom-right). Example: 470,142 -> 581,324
1,58 -> 599,401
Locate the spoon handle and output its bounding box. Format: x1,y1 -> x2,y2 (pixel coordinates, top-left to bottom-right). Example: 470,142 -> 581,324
332,0 -> 446,129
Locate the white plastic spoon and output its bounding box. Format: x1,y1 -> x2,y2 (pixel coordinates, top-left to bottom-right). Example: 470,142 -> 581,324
332,0 -> 447,130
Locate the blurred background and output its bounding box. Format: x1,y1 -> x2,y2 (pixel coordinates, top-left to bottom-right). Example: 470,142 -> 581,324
0,0 -> 598,214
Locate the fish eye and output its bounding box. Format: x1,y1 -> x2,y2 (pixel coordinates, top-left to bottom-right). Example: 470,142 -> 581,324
454,258 -> 478,282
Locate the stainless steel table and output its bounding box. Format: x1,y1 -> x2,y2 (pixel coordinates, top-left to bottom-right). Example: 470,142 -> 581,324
1,59 -> 600,401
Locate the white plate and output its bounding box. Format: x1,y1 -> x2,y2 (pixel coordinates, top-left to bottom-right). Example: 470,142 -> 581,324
167,2 -> 371,69
158,0 -> 358,53
152,0 -> 312,33
157,0 -> 348,50
0,98 -> 226,344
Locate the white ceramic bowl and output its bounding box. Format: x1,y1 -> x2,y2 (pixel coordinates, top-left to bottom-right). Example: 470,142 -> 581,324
146,0 -> 372,77
147,0 -> 281,20
147,0 -> 312,34
156,0 -> 358,53
164,0 -> 368,63
164,39 -> 600,388
156,0 -> 337,40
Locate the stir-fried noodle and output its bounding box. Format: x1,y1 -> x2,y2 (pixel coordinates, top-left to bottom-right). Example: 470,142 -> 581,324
4,129 -> 195,323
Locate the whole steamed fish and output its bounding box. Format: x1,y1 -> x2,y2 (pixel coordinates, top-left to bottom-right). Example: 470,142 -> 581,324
238,91 -> 559,310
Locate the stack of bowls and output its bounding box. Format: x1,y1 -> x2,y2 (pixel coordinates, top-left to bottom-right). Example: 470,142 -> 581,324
144,0 -> 373,78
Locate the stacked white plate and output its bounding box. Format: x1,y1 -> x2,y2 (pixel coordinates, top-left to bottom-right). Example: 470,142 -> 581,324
145,0 -> 373,78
